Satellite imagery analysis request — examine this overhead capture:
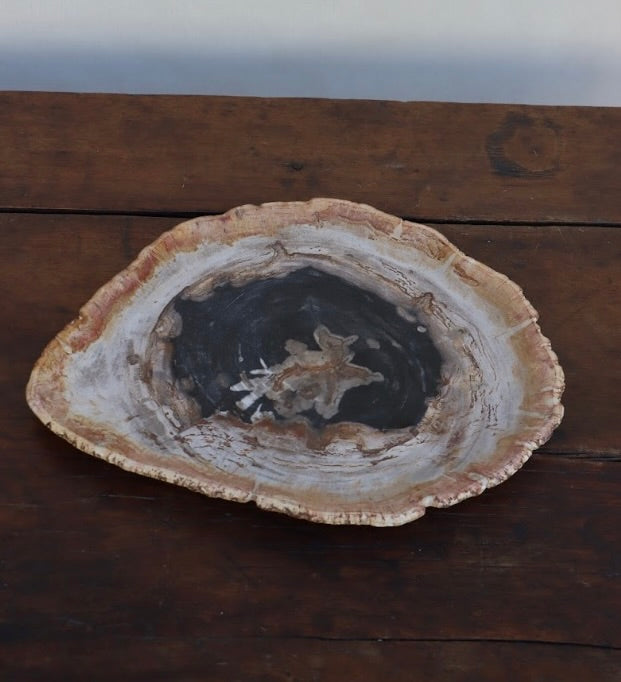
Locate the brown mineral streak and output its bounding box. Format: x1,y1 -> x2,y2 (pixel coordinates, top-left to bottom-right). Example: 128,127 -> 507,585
452,260 -> 481,286
26,198 -> 564,526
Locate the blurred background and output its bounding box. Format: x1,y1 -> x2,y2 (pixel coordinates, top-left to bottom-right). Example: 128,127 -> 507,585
1,0 -> 620,105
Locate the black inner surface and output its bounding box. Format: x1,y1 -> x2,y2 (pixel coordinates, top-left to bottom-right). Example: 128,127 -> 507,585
171,267 -> 442,430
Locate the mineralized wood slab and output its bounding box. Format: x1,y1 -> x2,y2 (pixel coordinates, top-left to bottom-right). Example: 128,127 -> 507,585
25,200 -> 565,525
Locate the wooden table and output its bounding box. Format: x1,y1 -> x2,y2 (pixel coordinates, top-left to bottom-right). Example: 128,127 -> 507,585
1,92 -> 620,680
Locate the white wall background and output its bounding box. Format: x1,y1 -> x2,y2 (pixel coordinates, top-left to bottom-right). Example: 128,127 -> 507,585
1,0 -> 620,105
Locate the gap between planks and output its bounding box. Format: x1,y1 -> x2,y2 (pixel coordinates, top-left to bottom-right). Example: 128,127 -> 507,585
0,206 -> 620,229
108,633 -> 621,652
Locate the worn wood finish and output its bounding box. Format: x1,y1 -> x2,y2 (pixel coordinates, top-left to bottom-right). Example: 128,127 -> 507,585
1,92 -> 620,223
2,640 -> 620,682
1,436 -> 620,648
1,93 -> 620,679
3,214 -> 619,455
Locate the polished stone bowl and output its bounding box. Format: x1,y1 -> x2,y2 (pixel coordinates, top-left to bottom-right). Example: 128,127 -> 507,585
26,199 -> 564,525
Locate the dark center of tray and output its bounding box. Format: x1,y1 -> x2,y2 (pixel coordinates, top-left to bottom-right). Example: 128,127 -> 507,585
171,266 -> 442,430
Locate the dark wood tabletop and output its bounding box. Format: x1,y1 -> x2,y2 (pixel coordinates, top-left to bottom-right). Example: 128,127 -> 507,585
1,92 -> 620,680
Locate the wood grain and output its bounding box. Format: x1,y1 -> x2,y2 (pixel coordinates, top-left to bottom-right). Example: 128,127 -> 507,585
1,432 -> 620,647
1,92 -> 620,223
3,213 -> 619,455
2,639 -> 619,681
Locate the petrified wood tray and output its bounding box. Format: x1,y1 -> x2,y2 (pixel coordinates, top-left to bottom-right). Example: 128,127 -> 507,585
27,199 -> 563,525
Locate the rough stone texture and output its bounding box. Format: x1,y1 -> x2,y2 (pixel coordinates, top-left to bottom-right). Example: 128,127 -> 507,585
26,199 -> 564,525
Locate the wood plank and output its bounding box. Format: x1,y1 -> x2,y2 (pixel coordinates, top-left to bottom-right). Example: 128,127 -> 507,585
1,92 -> 620,223
2,639 -> 619,681
1,435 -> 620,648
2,213 -> 619,454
